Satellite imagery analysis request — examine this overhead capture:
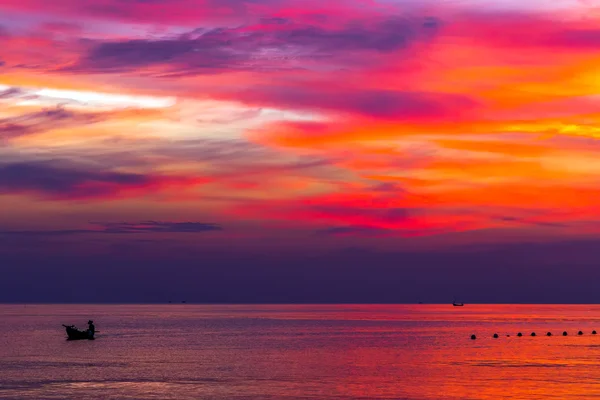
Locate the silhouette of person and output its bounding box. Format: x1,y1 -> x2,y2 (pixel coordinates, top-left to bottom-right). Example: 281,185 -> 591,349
87,320 -> 95,338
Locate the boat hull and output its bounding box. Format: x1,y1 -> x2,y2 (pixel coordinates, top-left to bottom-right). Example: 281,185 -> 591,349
63,325 -> 94,340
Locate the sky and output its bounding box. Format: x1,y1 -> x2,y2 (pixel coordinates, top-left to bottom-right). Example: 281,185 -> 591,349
2,0 -> 600,303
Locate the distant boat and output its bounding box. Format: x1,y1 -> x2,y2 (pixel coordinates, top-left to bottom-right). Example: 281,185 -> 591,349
62,324 -> 94,340
452,298 -> 464,307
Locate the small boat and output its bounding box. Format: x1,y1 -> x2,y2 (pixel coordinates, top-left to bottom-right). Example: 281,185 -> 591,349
62,324 -> 94,340
452,298 -> 464,307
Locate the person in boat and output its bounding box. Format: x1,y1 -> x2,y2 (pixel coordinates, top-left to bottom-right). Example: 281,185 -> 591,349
87,320 -> 95,338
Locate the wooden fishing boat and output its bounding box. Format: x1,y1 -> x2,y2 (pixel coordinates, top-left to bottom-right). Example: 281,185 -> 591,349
62,324 -> 94,340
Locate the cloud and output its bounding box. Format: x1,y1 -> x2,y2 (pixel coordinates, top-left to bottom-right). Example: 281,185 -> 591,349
231,192 -> 456,234
0,85 -> 176,109
0,229 -> 90,236
0,87 -> 31,99
371,182 -> 408,193
228,186 -> 591,237
544,29 -> 600,48
94,221 -> 222,233
317,225 -> 391,236
0,0 -> 283,26
305,204 -> 411,225
2,1 -> 600,80
230,86 -> 477,120
197,108 -> 263,124
2,0 -> 600,246
67,15 -> 440,75
57,136 -> 334,178
0,161 -> 208,200
493,215 -> 570,228
82,0 -> 288,25
0,221 -> 222,236
0,161 -> 148,196
39,22 -> 82,34
0,107 -> 102,140
0,134 -> 334,205
73,35 -> 242,74
250,15 -> 441,53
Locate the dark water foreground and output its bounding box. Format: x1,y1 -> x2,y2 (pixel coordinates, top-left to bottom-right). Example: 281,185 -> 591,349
1,304 -> 600,399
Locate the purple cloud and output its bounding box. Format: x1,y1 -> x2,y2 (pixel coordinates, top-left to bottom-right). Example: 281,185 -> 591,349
0,221 -> 222,236
95,221 -> 222,233
231,86 -> 477,120
0,107 -> 101,140
0,161 -> 170,200
0,87 -> 30,99
67,15 -> 441,75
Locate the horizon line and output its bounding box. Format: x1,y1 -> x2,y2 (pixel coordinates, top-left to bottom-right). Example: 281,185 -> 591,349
2,302 -> 600,305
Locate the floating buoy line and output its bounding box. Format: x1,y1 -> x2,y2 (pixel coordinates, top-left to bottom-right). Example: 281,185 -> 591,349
470,330 -> 599,339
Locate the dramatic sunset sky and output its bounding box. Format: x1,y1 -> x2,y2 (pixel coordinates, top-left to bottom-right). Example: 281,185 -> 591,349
2,0 -> 600,303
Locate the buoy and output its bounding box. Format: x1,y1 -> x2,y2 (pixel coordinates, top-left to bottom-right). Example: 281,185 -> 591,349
531,332 -> 536,336
517,332 -> 522,337
471,334 -> 476,340
593,330 -> 597,335
563,331 -> 568,336
578,331 -> 583,335
493,333 -> 498,338
547,332 -> 552,336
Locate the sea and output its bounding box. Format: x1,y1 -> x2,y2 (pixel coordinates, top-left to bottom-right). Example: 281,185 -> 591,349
1,304 -> 600,399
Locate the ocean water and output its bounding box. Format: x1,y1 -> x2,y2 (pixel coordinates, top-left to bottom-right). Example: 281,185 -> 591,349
1,304 -> 600,399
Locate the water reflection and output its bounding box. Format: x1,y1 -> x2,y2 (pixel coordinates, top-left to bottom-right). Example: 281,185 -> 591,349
1,304 -> 600,399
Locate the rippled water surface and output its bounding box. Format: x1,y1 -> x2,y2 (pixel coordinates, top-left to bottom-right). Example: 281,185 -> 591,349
1,304 -> 600,399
